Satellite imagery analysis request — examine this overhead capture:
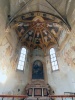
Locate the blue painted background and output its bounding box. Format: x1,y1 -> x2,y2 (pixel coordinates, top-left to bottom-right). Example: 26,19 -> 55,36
32,60 -> 44,79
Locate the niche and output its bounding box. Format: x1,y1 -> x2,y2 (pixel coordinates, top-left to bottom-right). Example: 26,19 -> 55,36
32,60 -> 44,79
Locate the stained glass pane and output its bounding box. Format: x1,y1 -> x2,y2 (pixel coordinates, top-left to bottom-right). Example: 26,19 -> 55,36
50,48 -> 59,71
20,54 -> 25,58
52,66 -> 56,70
50,48 -> 55,54
20,56 -> 25,61
17,48 -> 26,70
21,48 -> 26,54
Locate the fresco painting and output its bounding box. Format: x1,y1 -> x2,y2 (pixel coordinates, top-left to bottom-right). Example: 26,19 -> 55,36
32,60 -> 44,79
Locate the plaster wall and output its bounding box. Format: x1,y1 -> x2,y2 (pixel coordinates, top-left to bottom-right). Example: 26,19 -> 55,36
0,0 -> 29,98
0,29 -> 29,96
46,27 -> 75,95
0,0 -> 9,38
67,0 -> 75,27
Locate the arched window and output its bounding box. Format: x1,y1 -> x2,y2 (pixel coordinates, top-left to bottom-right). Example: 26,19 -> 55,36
50,48 -> 58,71
17,47 -> 26,70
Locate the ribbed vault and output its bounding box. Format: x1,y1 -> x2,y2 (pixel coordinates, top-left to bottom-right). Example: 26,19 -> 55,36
8,0 -> 71,51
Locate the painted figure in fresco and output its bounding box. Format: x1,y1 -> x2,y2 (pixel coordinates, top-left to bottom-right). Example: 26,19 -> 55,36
32,60 -> 44,79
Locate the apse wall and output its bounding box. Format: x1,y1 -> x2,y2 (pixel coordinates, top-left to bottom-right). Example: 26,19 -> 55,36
46,26 -> 75,95
28,49 -> 48,83
0,0 -> 29,96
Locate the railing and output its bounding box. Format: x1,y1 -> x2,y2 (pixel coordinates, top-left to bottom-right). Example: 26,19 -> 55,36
0,94 -> 75,100
64,92 -> 75,95
49,95 -> 75,100
0,95 -> 27,100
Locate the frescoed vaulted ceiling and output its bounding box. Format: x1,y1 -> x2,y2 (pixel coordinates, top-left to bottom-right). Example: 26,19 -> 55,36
9,0 -> 71,51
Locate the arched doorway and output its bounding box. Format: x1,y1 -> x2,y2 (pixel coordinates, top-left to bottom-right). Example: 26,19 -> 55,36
32,60 -> 44,79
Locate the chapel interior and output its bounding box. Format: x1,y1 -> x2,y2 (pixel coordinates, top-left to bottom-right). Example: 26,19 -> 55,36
0,0 -> 75,100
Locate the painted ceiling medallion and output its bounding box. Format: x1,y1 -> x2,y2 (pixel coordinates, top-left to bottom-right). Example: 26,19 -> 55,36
32,16 -> 44,22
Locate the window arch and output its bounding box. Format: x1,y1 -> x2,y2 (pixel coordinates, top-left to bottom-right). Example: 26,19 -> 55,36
17,47 -> 26,70
50,48 -> 58,71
